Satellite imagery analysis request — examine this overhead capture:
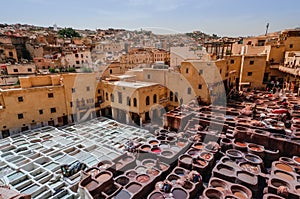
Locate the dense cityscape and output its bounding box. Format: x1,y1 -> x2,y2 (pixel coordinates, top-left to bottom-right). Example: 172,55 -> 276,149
0,22 -> 299,199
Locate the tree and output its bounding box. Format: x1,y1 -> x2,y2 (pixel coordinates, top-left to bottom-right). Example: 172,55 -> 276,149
58,28 -> 81,38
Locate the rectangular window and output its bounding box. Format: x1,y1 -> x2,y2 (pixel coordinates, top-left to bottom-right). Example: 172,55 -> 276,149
220,69 -> 222,74
198,84 -> 202,89
86,86 -> 90,91
248,72 -> 253,76
48,93 -> 54,98
18,96 -> 23,102
9,51 -> 13,57
75,54 -> 79,58
13,69 -> 18,72
230,59 -> 234,64
186,68 -> 189,73
187,87 -> 191,94
147,74 -> 151,79
250,60 -> 254,65
118,92 -> 122,104
198,69 -> 203,75
50,108 -> 56,113
18,113 -> 23,119
39,109 -> 43,115
76,61 -> 80,64
98,89 -> 101,94
70,102 -> 73,107
72,88 -> 76,93
27,68 -> 32,72
290,44 -> 293,48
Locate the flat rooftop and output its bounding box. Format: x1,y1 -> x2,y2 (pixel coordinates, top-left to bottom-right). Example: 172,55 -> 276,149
111,81 -> 159,88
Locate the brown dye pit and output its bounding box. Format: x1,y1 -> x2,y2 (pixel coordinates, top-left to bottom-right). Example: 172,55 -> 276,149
146,169 -> 159,176
275,171 -> 294,181
275,163 -> 293,172
250,146 -> 263,152
86,180 -> 98,191
96,173 -> 110,182
127,183 -> 141,193
149,141 -> 158,145
177,141 -> 185,147
215,187 -> 225,192
142,146 -> 151,151
233,191 -> 247,199
136,175 -> 150,183
194,144 -> 203,149
235,142 -> 247,147
294,157 -> 300,164
296,187 -> 300,194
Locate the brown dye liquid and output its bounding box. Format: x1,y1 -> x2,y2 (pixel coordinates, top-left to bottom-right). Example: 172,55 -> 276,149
177,142 -> 185,147
86,180 -> 98,191
275,163 -> 293,172
96,173 -> 110,182
215,187 -> 225,192
194,144 -> 203,149
137,175 -> 150,183
250,146 -> 263,151
275,172 -> 294,181
236,142 -> 247,147
142,146 -> 151,151
150,141 -> 158,145
127,183 -> 141,193
294,157 -> 300,164
147,169 -> 159,176
233,191 -> 247,199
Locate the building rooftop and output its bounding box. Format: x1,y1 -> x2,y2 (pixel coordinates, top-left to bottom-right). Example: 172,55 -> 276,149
111,80 -> 159,88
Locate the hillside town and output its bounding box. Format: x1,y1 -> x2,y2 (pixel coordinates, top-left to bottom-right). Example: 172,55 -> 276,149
0,23 -> 299,199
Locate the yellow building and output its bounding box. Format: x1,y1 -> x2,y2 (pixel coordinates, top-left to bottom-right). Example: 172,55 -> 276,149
99,78 -> 170,126
0,73 -> 101,138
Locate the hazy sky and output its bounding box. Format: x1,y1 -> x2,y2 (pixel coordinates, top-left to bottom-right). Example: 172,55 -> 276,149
2,0 -> 300,36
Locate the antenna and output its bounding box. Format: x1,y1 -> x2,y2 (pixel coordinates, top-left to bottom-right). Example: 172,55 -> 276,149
265,23 -> 269,36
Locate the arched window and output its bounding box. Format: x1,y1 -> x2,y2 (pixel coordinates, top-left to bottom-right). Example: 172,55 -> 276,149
146,96 -> 150,106
153,94 -> 157,103
187,87 -> 191,94
133,98 -> 137,107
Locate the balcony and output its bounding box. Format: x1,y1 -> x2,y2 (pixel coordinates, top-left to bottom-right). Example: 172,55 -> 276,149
279,65 -> 300,76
